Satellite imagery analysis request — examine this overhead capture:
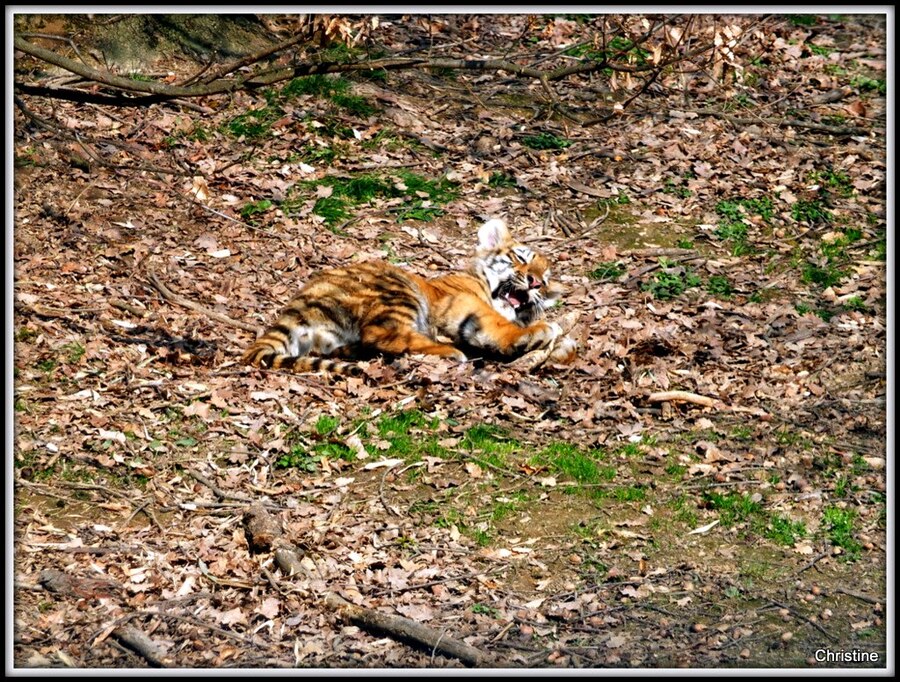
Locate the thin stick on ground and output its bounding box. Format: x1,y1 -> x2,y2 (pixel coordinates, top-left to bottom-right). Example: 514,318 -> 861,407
768,599 -> 838,642
834,586 -> 882,605
145,272 -> 258,333
794,551 -> 829,576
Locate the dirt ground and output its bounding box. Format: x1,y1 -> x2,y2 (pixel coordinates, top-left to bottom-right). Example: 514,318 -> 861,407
11,13 -> 889,671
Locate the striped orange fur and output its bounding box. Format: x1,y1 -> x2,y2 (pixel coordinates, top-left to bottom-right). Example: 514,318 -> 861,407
242,219 -> 573,375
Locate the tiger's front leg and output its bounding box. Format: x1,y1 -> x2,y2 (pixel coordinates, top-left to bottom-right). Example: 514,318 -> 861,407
456,303 -> 564,358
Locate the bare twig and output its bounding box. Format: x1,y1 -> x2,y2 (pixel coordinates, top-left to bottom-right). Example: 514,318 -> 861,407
794,551 -> 829,575
198,30 -> 314,84
185,199 -> 288,242
834,586 -> 882,605
270,543 -> 497,665
681,107 -> 874,137
109,298 -> 149,318
156,612 -> 279,651
647,391 -> 771,419
367,567 -> 504,598
188,470 -> 247,501
145,272 -> 258,334
768,599 -> 837,641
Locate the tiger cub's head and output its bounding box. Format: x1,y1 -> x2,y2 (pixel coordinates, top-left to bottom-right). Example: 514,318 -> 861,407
474,218 -> 561,326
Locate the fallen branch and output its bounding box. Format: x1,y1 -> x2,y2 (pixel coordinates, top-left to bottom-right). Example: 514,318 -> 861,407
16,34 -> 714,106
109,298 -> 149,318
270,544 -> 496,666
648,391 -> 716,408
683,107 -> 874,137
15,82 -> 188,108
243,503 -> 284,554
324,592 -> 497,667
647,391 -> 771,419
563,179 -> 609,199
111,626 -> 174,668
186,471 -> 265,509
15,36 -> 246,99
145,272 -> 258,333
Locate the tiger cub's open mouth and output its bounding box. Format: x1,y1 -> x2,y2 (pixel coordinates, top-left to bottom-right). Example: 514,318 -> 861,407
502,288 -> 529,310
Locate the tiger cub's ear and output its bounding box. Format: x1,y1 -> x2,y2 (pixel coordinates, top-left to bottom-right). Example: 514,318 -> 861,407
477,218 -> 512,252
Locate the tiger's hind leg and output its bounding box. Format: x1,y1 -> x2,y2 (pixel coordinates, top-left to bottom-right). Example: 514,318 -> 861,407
361,327 -> 467,362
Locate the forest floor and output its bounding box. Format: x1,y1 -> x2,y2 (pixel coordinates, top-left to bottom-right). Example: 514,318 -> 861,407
11,13 -> 889,671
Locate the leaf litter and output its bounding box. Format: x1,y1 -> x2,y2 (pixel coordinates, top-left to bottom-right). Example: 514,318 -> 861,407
12,13 -> 887,670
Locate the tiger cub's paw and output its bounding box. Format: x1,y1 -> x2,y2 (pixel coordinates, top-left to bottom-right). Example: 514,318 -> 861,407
510,333 -> 578,371
548,335 -> 578,365
449,348 -> 468,362
547,321 -> 564,341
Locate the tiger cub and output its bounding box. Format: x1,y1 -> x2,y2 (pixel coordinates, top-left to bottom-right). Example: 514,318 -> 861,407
242,218 -> 576,375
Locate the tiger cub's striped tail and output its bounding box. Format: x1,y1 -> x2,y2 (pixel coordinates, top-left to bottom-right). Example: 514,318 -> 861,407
241,321 -> 364,376
242,345 -> 362,377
